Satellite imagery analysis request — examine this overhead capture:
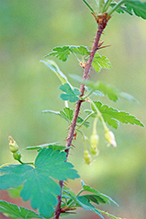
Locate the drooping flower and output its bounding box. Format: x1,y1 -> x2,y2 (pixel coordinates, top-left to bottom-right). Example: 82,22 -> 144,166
105,130 -> 117,147
84,150 -> 92,164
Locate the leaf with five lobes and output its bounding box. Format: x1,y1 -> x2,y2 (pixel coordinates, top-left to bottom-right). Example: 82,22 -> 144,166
81,180 -> 118,206
43,45 -> 90,62
42,108 -> 89,127
91,101 -> 144,129
0,201 -> 42,219
125,0 -> 146,19
40,59 -> 71,86
63,190 -> 104,219
92,52 -> 112,73
60,83 -> 81,102
0,148 -> 79,218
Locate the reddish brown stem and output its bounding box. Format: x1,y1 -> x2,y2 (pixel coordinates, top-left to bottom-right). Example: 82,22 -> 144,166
53,14 -> 110,219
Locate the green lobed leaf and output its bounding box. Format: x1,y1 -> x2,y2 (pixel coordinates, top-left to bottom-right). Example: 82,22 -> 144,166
92,52 -> 112,73
0,201 -> 42,219
91,101 -> 144,129
59,83 -> 81,102
81,181 -> 118,206
70,45 -> 90,56
70,75 -> 138,102
40,59 -> 71,86
60,107 -> 74,122
60,107 -> 90,127
43,45 -> 90,62
110,0 -> 146,19
0,148 -> 79,218
44,46 -> 70,61
42,107 -> 89,127
63,190 -> 104,219
125,0 -> 146,19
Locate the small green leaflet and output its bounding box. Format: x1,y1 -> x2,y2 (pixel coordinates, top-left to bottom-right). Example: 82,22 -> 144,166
0,148 -> 79,218
111,0 -> 146,19
43,45 -> 90,61
42,107 -> 89,127
44,46 -> 71,61
60,107 -> 74,122
59,83 -> 81,102
92,52 -> 111,73
60,107 -> 90,127
0,201 -> 42,219
70,75 -> 138,102
40,59 -> 72,86
70,45 -> 90,56
90,101 -> 144,129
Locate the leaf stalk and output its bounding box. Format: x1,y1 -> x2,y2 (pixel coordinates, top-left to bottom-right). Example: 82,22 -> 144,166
82,0 -> 95,13
108,0 -> 125,16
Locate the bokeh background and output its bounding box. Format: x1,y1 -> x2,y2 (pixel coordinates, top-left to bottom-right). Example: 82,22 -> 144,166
0,1 -> 146,218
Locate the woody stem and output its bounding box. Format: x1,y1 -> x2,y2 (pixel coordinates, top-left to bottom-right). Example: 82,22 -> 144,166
53,13 -> 110,219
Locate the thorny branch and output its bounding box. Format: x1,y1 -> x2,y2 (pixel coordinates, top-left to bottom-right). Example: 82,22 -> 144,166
53,13 -> 111,219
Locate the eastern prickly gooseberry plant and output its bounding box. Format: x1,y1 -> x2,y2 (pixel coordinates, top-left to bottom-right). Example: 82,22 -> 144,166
0,0 -> 145,218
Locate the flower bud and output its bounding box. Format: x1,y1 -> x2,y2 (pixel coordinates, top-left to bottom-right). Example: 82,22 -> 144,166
90,132 -> 99,149
13,151 -> 21,161
9,136 -> 19,153
84,150 -> 92,165
105,130 -> 117,147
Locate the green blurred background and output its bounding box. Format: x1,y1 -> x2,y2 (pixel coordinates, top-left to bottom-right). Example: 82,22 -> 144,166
0,1 -> 146,218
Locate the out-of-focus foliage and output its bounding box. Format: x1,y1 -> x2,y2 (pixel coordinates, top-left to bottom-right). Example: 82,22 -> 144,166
0,1 -> 146,218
